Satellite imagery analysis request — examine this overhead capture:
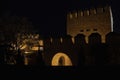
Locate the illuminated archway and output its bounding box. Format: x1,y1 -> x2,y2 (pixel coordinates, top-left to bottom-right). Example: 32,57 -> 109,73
51,53 -> 72,66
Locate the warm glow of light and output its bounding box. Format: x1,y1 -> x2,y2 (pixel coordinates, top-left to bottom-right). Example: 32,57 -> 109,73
39,40 -> 43,46
40,47 -> 44,51
51,53 -> 72,66
32,47 -> 39,50
80,11 -> 83,16
35,34 -> 39,39
20,44 -> 27,50
24,56 -> 28,65
70,13 -> 73,19
71,37 -> 75,44
87,10 -> 89,15
75,12 -> 78,18
24,51 -> 32,54
60,38 -> 63,43
94,9 -> 96,14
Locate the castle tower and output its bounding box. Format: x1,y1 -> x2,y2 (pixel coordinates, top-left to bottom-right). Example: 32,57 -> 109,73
67,6 -> 113,43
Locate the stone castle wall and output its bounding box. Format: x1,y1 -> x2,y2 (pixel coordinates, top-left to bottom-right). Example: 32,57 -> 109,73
43,32 -> 120,66
67,6 -> 112,43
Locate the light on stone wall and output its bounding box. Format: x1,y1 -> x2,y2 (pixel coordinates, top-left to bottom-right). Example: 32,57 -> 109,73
94,9 -> 96,14
31,47 -> 39,50
24,51 -> 33,54
75,12 -> 78,18
87,10 -> 90,15
81,11 -> 83,16
39,46 -> 44,51
39,40 -> 43,46
35,34 -> 39,39
51,53 -> 72,66
70,13 -> 73,19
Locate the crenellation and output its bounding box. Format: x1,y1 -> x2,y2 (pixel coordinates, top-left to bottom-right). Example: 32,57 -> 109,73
67,7 -> 108,19
60,37 -> 63,43
83,10 -> 88,16
44,32 -> 120,47
96,7 -> 104,14
50,37 -> 53,43
104,6 -> 110,12
67,12 -> 73,19
74,12 -> 78,18
90,8 -> 97,15
80,11 -> 83,16
87,10 -> 90,15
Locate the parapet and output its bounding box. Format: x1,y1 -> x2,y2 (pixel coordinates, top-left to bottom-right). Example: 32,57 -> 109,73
67,6 -> 111,19
43,32 -> 120,46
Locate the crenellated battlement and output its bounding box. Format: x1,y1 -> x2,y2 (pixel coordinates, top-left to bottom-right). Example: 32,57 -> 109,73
43,32 -> 120,66
44,32 -> 120,46
67,6 -> 110,18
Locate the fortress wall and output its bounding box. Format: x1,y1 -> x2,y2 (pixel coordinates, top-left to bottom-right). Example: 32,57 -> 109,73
43,32 -> 120,66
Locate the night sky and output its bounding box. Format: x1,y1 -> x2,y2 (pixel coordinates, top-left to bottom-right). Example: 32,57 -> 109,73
0,0 -> 120,36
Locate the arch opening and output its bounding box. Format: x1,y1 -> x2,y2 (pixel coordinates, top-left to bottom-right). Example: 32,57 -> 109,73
51,53 -> 72,66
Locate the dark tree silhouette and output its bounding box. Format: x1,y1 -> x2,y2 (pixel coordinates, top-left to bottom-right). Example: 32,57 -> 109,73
0,12 -> 36,45
0,12 -> 38,65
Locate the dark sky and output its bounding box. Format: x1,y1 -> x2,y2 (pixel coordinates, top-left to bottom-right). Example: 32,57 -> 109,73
1,0 -> 120,36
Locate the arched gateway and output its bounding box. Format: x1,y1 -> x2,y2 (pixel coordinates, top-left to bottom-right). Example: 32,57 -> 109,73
51,53 -> 72,66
